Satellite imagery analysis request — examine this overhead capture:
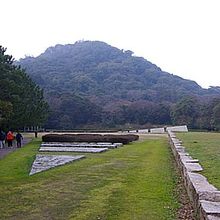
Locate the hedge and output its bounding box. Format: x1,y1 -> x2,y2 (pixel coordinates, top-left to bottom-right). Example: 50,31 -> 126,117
42,134 -> 139,144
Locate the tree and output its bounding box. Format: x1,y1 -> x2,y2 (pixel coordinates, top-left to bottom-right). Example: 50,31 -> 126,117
45,92 -> 102,129
212,102 -> 220,130
0,46 -> 49,130
171,96 -> 199,128
0,100 -> 13,127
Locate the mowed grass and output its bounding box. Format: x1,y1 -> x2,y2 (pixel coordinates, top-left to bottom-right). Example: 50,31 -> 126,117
0,136 -> 179,220
177,132 -> 220,190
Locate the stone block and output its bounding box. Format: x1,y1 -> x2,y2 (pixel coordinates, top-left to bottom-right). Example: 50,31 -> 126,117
179,155 -> 193,161
199,191 -> 220,202
175,146 -> 186,153
207,214 -> 220,220
138,129 -> 149,133
39,147 -> 108,153
200,200 -> 220,215
188,172 -> 217,193
167,125 -> 188,132
150,128 -> 165,133
184,162 -> 203,172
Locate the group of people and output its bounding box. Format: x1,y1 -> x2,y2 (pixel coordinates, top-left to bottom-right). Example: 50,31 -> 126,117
0,129 -> 23,149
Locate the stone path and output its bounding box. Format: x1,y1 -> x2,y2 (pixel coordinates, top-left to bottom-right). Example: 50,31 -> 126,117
29,154 -> 85,175
0,138 -> 32,159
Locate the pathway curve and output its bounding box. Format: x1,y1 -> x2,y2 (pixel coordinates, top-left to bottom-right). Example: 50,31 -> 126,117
0,138 -> 32,159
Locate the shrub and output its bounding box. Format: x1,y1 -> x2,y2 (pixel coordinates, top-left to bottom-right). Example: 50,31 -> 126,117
42,134 -> 139,144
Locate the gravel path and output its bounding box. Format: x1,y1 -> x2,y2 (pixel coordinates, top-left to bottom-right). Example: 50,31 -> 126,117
0,138 -> 32,159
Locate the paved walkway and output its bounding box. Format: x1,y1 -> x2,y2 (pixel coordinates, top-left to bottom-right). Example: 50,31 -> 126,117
0,138 -> 32,159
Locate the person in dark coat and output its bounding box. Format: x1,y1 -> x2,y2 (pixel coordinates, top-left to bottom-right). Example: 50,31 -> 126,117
15,132 -> 23,148
0,129 -> 6,149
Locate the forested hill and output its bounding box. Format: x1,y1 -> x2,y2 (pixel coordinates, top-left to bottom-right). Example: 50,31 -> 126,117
18,41 -> 220,103
18,41 -> 220,129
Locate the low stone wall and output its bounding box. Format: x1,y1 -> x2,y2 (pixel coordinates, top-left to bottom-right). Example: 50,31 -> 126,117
150,127 -> 165,133
168,131 -> 220,220
167,125 -> 188,132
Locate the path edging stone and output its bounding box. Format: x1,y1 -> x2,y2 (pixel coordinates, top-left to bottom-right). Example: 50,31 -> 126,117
168,130 -> 220,219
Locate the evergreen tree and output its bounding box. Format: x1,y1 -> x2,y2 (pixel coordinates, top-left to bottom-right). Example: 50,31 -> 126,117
0,46 -> 48,130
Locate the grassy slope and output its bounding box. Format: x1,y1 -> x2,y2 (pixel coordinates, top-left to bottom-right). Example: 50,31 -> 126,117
0,137 -> 179,220
177,132 -> 220,190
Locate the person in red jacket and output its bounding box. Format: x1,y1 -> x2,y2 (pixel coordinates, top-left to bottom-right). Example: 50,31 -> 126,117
6,131 -> 14,147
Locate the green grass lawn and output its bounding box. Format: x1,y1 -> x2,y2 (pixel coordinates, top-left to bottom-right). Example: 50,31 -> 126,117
0,136 -> 179,220
177,132 -> 220,190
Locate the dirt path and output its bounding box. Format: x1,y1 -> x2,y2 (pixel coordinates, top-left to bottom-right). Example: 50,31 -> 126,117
0,138 -> 32,159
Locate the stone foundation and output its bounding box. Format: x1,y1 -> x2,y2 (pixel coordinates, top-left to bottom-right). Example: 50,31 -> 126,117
39,146 -> 108,153
40,142 -> 123,149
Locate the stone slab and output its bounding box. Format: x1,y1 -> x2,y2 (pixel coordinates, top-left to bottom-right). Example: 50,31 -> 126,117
185,159 -> 199,163
178,152 -> 190,156
176,146 -> 186,152
207,214 -> 220,220
188,172 -> 217,193
137,129 -> 149,133
29,154 -> 85,175
184,162 -> 203,172
199,191 -> 220,202
172,141 -> 183,145
200,200 -> 220,215
150,128 -> 165,133
41,142 -> 122,149
129,130 -> 138,133
39,147 -> 108,153
167,125 -> 188,132
179,155 -> 193,162
174,143 -> 183,147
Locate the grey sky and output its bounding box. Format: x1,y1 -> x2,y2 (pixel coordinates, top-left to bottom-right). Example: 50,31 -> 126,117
1,0 -> 220,88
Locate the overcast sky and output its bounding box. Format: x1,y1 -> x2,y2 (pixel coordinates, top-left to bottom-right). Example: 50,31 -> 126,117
1,0 -> 220,88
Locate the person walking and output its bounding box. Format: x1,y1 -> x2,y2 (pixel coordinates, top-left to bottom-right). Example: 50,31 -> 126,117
6,130 -> 14,147
15,131 -> 23,148
0,129 -> 6,149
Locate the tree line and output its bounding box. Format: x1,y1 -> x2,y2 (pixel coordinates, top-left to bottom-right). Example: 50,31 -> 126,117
43,93 -> 220,131
95,96 -> 220,131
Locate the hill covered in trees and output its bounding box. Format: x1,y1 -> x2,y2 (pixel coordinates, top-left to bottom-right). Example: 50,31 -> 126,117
18,41 -> 220,129
0,46 -> 48,130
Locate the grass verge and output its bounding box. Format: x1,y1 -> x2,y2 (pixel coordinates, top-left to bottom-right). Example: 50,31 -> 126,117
177,132 -> 220,190
0,136 -> 179,220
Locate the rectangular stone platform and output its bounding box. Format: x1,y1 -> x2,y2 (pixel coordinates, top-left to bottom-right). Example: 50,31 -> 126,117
41,142 -> 123,149
39,147 -> 108,153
